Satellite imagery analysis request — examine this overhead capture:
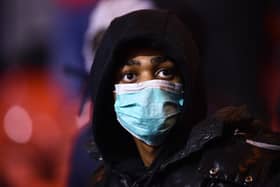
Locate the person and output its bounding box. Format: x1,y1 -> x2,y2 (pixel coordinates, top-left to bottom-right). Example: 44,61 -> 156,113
87,10 -> 280,186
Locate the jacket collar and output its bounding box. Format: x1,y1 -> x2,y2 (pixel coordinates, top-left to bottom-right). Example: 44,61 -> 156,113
89,117 -> 225,168
160,117 -> 224,169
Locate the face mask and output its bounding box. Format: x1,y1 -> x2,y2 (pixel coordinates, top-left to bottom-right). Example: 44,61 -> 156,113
114,80 -> 184,146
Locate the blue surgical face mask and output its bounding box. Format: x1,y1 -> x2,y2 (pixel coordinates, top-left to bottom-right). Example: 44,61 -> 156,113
114,80 -> 184,146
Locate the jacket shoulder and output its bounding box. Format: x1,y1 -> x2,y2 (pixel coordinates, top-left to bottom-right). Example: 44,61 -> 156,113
197,130 -> 280,186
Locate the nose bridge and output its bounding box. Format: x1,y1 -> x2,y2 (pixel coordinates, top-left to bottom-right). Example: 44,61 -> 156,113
138,70 -> 154,82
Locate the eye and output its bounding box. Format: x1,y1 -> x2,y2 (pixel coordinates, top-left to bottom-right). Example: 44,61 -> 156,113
155,68 -> 174,80
121,72 -> 137,83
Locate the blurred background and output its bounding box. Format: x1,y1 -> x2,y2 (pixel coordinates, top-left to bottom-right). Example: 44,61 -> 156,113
0,0 -> 279,187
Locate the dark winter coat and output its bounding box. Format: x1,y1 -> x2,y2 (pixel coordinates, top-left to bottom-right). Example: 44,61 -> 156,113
87,10 -> 280,187
90,114 -> 280,187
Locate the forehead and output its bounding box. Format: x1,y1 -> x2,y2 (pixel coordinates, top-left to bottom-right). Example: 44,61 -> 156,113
125,48 -> 164,60
118,48 -> 173,68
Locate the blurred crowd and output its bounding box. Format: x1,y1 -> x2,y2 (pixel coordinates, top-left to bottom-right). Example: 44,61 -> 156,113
0,0 -> 279,187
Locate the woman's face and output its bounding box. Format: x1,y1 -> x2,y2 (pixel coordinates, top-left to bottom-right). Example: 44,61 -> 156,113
115,49 -> 182,84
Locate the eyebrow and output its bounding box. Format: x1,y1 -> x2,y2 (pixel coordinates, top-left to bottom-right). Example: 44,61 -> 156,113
125,56 -> 168,66
150,56 -> 168,65
126,59 -> 141,66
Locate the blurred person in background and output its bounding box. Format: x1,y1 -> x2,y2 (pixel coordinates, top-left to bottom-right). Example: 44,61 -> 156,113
0,45 -> 78,187
1,0 -> 94,186
87,10 -> 280,187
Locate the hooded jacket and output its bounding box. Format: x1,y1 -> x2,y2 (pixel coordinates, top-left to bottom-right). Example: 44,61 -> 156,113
88,10 -> 280,187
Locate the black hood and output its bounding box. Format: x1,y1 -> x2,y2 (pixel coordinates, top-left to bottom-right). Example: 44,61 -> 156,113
88,10 -> 207,164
